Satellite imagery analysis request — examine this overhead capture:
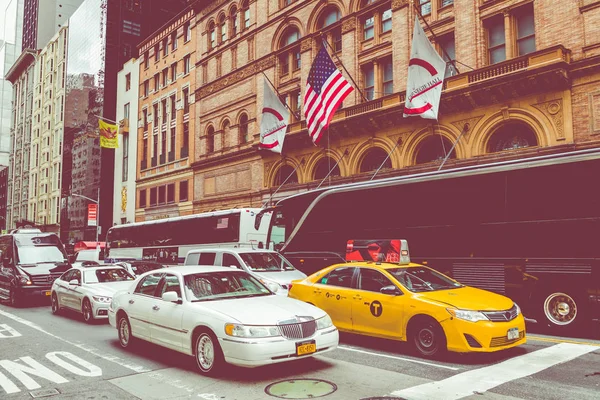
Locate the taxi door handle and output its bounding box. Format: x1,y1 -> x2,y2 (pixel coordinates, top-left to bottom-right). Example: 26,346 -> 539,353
314,289 -> 322,294
352,295 -> 362,300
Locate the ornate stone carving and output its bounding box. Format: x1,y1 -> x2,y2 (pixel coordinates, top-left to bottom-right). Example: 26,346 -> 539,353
341,17 -> 357,34
450,115 -> 484,140
300,37 -> 313,53
533,99 -> 565,140
197,55 -> 276,99
501,107 -> 510,120
392,0 -> 409,11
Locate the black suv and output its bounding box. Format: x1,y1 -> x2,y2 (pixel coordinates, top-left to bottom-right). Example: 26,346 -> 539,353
0,229 -> 71,306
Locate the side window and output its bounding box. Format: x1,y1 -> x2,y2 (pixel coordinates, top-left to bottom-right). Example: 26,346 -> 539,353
222,253 -> 242,269
318,267 -> 356,288
159,274 -> 182,298
185,253 -> 200,265
72,270 -> 82,283
135,273 -> 163,296
61,270 -> 74,281
198,252 -> 216,265
359,268 -> 394,293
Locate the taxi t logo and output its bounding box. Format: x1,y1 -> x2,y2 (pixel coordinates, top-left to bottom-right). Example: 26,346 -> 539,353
370,300 -> 383,317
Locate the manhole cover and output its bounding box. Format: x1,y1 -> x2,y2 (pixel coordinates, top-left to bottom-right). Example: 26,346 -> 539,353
265,378 -> 337,399
29,388 -> 60,398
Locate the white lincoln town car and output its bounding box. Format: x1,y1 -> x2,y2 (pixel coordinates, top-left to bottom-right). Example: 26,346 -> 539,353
108,266 -> 339,374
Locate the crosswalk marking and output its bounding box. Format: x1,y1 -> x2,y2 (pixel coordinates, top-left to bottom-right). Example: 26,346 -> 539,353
390,343 -> 597,400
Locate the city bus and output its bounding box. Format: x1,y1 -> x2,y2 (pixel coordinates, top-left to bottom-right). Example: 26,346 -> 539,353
106,208 -> 271,264
258,148 -> 600,334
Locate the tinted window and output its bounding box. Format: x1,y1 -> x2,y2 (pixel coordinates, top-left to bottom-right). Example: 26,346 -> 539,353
135,273 -> 163,296
72,269 -> 81,283
359,268 -> 394,292
61,270 -> 74,281
159,274 -> 182,298
198,252 -> 216,265
318,267 -> 356,288
84,268 -> 134,284
222,253 -> 242,269
185,253 -> 200,265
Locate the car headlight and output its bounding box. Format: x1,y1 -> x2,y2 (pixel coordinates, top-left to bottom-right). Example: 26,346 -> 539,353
224,323 -> 280,338
19,275 -> 32,285
92,295 -> 112,303
316,315 -> 333,330
447,308 -> 489,322
514,303 -> 521,316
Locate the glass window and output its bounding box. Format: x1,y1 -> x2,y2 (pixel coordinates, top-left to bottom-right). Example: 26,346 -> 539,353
139,189 -> 146,207
239,114 -> 249,143
416,136 -> 455,164
516,8 -> 535,56
184,271 -> 272,302
364,16 -> 374,40
360,147 -> 391,172
158,186 -> 166,204
420,0 -> 431,16
318,267 -> 356,288
160,274 -> 182,297
239,252 -> 296,271
313,157 -> 340,180
387,267 -> 462,292
198,252 -> 216,265
184,22 -> 191,42
320,8 -> 341,28
167,183 -> 175,203
84,268 -> 135,284
207,126 -> 215,152
273,164 -> 298,186
382,59 -> 393,95
186,253 -> 200,265
439,33 -> 457,78
171,32 -> 177,51
382,9 -> 392,33
363,64 -> 375,100
487,17 -> 506,64
223,253 -> 242,269
487,122 -> 538,153
359,268 -> 394,292
134,273 -> 163,296
441,0 -> 454,7
180,180 -> 188,201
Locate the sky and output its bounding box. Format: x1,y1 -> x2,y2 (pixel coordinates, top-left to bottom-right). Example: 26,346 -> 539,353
0,0 -> 16,42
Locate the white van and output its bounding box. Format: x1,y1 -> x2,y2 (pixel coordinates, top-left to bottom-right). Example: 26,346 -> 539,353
183,248 -> 306,296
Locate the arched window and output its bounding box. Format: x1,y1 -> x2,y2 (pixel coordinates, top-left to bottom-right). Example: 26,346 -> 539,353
487,122 -> 538,153
230,6 -> 238,37
360,148 -> 391,173
206,126 -> 215,153
273,164 -> 298,186
221,120 -> 230,149
208,21 -> 216,50
239,113 -> 249,143
241,0 -> 250,30
416,136 -> 456,164
318,6 -> 342,52
313,157 -> 340,181
218,14 -> 227,43
279,28 -> 301,76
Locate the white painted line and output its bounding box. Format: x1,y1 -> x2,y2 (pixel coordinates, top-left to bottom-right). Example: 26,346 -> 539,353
390,343 -> 597,400
337,345 -> 460,371
0,309 -> 150,373
0,323 -> 22,338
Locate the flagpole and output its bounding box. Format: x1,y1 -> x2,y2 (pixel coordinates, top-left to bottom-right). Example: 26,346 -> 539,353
370,137 -> 402,181
437,122 -> 469,171
316,148 -> 348,189
262,158 -> 305,208
319,36 -> 369,103
261,71 -> 301,121
93,114 -> 119,124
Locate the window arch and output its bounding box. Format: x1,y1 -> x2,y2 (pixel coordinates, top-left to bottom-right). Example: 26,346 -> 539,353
206,125 -> 215,153
487,122 -> 538,153
218,14 -> 227,43
239,113 -> 249,143
313,157 -> 340,181
279,27 -> 301,77
207,20 -> 216,50
416,136 -> 456,164
230,6 -> 238,37
360,148 -> 391,173
318,6 -> 342,52
273,164 -> 298,186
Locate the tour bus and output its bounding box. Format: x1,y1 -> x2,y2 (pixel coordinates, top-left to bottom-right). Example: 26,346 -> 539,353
256,148 -> 600,334
105,208 -> 272,264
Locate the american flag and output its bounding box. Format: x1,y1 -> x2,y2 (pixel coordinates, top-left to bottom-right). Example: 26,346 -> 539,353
303,46 -> 354,144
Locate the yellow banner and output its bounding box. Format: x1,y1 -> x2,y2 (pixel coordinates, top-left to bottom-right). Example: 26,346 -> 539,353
99,119 -> 119,148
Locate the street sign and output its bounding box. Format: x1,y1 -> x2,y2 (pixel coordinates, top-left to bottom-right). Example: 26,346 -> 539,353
88,204 -> 97,227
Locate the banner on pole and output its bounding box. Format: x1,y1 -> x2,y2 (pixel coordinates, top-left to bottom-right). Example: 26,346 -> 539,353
87,204 -> 98,227
99,119 -> 119,148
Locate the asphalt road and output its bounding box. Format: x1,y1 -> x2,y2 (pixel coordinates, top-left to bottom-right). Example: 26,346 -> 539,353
0,298 -> 599,400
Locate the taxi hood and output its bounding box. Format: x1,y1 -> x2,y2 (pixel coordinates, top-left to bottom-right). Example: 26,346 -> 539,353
419,286 -> 514,311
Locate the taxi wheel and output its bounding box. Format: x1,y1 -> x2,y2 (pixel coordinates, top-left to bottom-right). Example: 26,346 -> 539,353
82,299 -> 94,323
410,318 -> 446,358
51,293 -> 61,315
118,315 -> 135,348
194,330 -> 224,376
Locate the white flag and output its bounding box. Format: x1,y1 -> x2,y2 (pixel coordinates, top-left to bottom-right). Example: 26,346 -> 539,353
404,16 -> 447,120
259,79 -> 290,154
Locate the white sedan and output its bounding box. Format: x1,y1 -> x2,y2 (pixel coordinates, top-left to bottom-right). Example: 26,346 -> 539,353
51,265 -> 136,323
108,266 -> 339,375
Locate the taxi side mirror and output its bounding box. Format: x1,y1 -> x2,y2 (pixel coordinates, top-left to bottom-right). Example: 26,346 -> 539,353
380,285 -> 402,296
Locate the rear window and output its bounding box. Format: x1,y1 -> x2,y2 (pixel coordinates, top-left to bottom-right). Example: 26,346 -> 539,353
198,252 -> 216,265
131,262 -> 163,275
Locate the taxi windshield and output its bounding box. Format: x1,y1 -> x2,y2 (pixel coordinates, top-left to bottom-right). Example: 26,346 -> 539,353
387,267 -> 463,292
239,252 -> 296,272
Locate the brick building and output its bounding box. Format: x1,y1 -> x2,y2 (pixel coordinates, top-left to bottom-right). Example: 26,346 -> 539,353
135,7 -> 198,222
132,0 -> 600,216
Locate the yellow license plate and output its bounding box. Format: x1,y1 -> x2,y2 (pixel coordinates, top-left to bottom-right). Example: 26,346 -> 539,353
296,342 -> 316,356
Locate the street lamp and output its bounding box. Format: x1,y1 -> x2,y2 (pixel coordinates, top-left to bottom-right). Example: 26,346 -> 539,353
70,188 -> 101,253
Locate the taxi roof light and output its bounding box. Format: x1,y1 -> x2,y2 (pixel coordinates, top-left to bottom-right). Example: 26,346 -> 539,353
345,239 -> 410,265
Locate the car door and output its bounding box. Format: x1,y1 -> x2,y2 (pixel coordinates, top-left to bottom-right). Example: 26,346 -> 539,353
127,273 -> 164,340
67,269 -> 84,311
311,266 -> 357,331
149,274 -> 185,351
351,267 -> 405,339
54,270 -> 73,309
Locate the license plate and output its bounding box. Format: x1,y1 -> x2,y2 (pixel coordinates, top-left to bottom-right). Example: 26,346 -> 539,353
296,340 -> 316,356
45,291 -> 51,296
507,327 -> 519,340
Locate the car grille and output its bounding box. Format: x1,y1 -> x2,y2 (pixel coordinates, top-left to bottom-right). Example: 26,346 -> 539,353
482,304 -> 519,322
278,320 -> 317,339
490,330 -> 525,348
30,272 -> 63,287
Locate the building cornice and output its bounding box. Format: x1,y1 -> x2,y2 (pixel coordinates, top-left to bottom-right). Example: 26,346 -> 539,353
5,49 -> 38,83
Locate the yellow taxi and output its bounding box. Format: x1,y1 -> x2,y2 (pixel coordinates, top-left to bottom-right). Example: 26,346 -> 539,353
288,240 -> 526,357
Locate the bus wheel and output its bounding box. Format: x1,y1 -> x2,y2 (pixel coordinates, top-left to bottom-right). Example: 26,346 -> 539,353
541,291 -> 580,329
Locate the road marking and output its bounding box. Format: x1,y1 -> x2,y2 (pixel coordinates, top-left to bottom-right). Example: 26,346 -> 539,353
0,357 -> 69,391
0,324 -> 21,338
528,335 -> 600,347
45,352 -> 102,377
0,308 -> 150,373
337,346 -> 460,371
0,370 -> 20,394
389,343 -> 597,400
